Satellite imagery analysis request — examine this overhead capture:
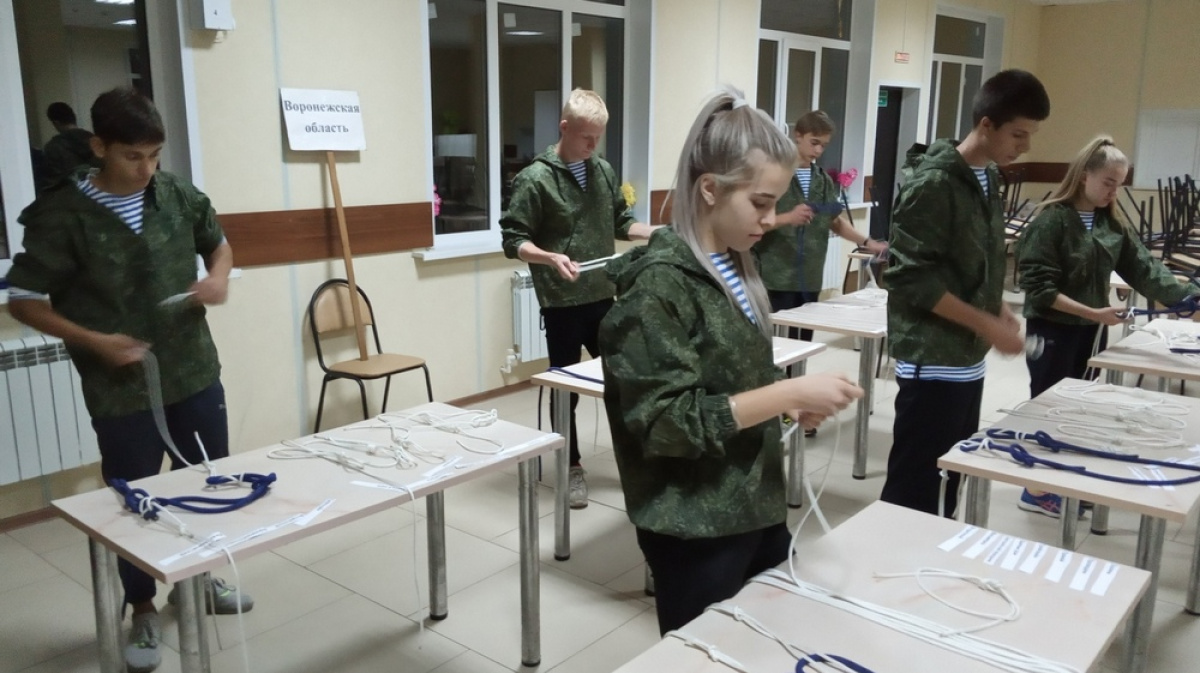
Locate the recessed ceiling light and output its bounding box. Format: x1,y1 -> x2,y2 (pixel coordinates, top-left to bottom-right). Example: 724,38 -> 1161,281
97,0 -> 135,5
507,30 -> 542,36
113,19 -> 137,26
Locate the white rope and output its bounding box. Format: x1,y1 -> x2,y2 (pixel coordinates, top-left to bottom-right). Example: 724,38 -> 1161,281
705,603 -> 860,673
757,569 -> 1080,673
664,630 -> 752,673
377,409 -> 505,455
872,567 -> 1020,635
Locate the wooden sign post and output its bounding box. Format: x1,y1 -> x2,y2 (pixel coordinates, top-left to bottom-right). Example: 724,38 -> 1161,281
280,88 -> 369,360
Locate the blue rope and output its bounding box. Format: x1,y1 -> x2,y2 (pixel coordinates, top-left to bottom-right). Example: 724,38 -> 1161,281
546,366 -> 604,385
1130,295 -> 1200,318
796,653 -> 876,672
110,472 -> 277,519
956,428 -> 1200,486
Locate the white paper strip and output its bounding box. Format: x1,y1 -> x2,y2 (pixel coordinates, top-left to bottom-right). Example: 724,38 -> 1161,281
963,530 -> 999,560
1069,556 -> 1097,591
1045,549 -> 1073,583
1020,543 -> 1049,574
1089,562 -> 1120,596
938,525 -> 978,552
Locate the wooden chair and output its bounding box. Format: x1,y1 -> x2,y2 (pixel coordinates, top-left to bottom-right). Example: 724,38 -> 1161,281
308,278 -> 433,432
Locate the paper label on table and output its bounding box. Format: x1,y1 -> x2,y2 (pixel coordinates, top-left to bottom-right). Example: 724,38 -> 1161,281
1090,562 -> 1120,596
294,498 -> 334,526
160,533 -> 224,566
1020,543 -> 1049,574
984,535 -> 1013,566
938,525 -> 978,552
1069,556 -> 1098,591
198,514 -> 302,558
1148,467 -> 1175,490
1045,549 -> 1073,583
963,530 -> 999,559
1001,539 -> 1027,571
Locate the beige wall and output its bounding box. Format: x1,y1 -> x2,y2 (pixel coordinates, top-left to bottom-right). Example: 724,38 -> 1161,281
651,0 -> 762,189
1034,0 -> 1200,166
14,0 -> 75,147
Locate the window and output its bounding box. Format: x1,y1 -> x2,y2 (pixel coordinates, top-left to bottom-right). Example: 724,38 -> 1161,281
760,0 -> 853,40
757,0 -> 854,172
927,12 -> 987,141
1,0 -> 163,278
425,0 -> 628,251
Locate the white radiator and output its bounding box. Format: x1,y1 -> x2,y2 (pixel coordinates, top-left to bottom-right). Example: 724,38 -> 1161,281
511,270 -> 549,363
0,336 -> 98,485
823,233 -> 841,290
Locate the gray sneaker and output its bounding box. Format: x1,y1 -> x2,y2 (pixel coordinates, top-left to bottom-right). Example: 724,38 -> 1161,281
167,575 -> 255,615
569,466 -> 589,509
124,612 -> 161,673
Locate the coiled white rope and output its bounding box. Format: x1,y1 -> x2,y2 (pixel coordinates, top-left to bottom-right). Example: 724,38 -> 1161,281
872,567 -> 1020,635
755,569 -> 1079,673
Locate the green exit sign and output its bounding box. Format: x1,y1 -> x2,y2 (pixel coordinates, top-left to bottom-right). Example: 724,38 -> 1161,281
878,90 -> 889,107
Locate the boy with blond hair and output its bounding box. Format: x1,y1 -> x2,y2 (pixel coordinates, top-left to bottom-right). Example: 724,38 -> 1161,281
502,88 -> 657,508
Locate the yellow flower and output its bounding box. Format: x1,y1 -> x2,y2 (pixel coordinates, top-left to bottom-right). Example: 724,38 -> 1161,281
621,182 -> 637,207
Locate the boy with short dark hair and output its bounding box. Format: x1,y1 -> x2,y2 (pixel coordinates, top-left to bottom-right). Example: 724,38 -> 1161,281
881,69 -> 1050,516
8,87 -> 246,673
41,101 -> 99,188
501,88 -> 658,508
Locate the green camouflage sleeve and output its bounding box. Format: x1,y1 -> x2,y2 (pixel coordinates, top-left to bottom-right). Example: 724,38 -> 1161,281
1015,208 -> 1066,312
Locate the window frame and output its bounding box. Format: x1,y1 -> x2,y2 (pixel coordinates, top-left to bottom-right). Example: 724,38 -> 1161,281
418,0 -> 630,259
923,5 -> 1003,144
0,0 -> 36,281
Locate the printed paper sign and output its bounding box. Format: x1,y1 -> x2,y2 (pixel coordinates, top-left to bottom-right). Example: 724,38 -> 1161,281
280,88 -> 366,151
1090,562 -> 1120,596
1069,556 -> 1097,591
1020,543 -> 1049,574
963,530 -> 998,560
1045,549 -> 1073,583
1001,539 -> 1027,570
938,525 -> 978,552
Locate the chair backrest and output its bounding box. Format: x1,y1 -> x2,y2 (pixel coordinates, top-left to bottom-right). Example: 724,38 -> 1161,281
307,279 -> 382,367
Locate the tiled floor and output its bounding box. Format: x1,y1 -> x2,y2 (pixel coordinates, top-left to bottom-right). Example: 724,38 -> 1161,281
4,322 -> 1200,672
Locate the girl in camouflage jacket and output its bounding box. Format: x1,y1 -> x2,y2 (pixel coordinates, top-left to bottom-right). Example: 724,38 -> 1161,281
600,87 -> 861,635
1015,136 -> 1197,516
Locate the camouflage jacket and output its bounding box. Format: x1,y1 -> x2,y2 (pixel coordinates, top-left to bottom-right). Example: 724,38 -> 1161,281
756,163 -> 840,292
599,228 -> 785,539
500,146 -> 636,308
884,139 -> 1006,366
1018,203 -> 1190,324
8,170 -> 225,419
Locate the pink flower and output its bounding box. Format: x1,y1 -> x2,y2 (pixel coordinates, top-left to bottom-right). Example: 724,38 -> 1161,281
432,185 -> 442,216
829,168 -> 858,190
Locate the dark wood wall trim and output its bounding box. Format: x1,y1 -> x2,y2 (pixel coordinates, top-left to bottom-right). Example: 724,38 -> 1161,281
649,190 -> 673,225
1001,162 -> 1135,186
221,202 -> 434,267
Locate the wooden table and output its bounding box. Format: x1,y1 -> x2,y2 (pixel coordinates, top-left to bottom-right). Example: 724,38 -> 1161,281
937,379 -> 1200,673
52,402 -> 562,673
770,288 -> 888,479
529,337 -> 827,561
614,501 -> 1149,673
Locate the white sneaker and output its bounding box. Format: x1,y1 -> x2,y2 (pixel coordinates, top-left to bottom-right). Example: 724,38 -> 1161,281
125,612 -> 162,673
569,466 -> 589,509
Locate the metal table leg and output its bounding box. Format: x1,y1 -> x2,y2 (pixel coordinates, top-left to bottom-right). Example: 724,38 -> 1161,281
1123,515 -> 1166,673
426,491 -> 448,620
1186,513 -> 1200,615
89,539 -> 124,673
518,459 -> 541,667
1060,497 -> 1079,550
787,361 -> 808,508
1091,504 -> 1110,536
962,475 -> 991,528
552,388 -> 571,561
852,338 -> 877,480
858,258 -> 870,291
176,574 -> 210,673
